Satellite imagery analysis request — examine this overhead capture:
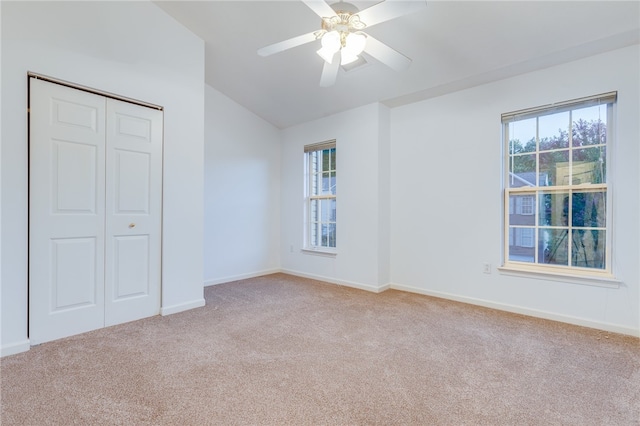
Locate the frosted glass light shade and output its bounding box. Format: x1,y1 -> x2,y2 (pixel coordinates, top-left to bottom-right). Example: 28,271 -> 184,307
317,31 -> 341,63
322,31 -> 340,50
340,32 -> 366,65
344,32 -> 366,55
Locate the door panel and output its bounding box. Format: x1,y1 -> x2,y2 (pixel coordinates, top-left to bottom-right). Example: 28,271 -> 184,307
50,237 -> 97,310
113,235 -> 150,299
104,98 -> 162,326
114,150 -> 151,214
52,140 -> 98,213
29,78 -> 106,345
116,113 -> 152,140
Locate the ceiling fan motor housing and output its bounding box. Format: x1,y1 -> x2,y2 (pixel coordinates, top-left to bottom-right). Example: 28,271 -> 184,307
321,2 -> 367,47
329,1 -> 360,14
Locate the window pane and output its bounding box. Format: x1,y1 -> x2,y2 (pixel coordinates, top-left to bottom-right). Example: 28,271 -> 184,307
572,191 -> 606,228
573,147 -> 606,184
311,220 -> 320,246
329,198 -> 336,221
310,199 -> 320,222
310,198 -> 336,248
321,148 -> 335,172
317,171 -> 337,195
321,172 -> 331,194
508,154 -> 536,187
509,118 -> 536,154
330,171 -> 336,195
508,227 -> 535,263
320,199 -> 336,222
539,228 -> 569,266
539,111 -> 569,151
539,192 -> 569,226
572,104 -> 607,147
330,148 -> 336,170
311,172 -> 321,196
311,199 -> 337,222
540,150 -> 568,186
572,229 -> 605,269
321,223 -> 336,248
321,150 -> 328,172
509,194 -> 536,226
328,223 -> 336,247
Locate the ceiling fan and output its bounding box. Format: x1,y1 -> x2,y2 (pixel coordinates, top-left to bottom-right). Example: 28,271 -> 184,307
257,0 -> 427,87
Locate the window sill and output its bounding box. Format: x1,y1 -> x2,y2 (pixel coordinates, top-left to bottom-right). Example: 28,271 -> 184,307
497,265 -> 621,289
301,247 -> 337,257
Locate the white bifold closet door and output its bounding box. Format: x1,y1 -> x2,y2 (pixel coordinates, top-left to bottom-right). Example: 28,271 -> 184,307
29,78 -> 162,345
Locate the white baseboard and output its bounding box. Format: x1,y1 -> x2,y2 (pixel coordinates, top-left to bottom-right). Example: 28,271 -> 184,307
204,268 -> 281,287
1,339 -> 30,357
281,268 -> 389,293
160,298 -> 205,316
390,283 -> 640,338
204,270 -> 638,337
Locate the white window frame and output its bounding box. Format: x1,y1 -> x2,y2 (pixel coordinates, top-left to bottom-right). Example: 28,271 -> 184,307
303,140 -> 337,254
500,92 -> 619,286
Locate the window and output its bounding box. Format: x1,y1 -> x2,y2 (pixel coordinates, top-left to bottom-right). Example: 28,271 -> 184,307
502,92 -> 615,276
512,195 -> 535,215
304,140 -> 336,251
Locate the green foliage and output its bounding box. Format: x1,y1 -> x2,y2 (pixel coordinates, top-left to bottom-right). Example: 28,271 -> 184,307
509,119 -> 606,184
573,118 -> 606,147
321,148 -> 336,172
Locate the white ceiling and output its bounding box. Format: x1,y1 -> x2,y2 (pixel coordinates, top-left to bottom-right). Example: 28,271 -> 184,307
155,1 -> 640,129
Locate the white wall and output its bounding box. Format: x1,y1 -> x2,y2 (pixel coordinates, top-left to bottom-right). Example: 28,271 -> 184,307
204,85 -> 281,285
0,1 -> 3,355
1,1 -> 205,356
280,103 -> 391,291
377,104 -> 391,286
390,45 -> 640,336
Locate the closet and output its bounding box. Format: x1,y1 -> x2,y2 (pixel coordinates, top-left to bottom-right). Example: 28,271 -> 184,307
29,77 -> 163,344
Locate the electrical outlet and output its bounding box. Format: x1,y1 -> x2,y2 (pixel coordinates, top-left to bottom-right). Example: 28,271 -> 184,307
482,263 -> 491,274
290,245 -> 294,253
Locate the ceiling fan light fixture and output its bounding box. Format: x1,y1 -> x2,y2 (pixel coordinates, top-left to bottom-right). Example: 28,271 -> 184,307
318,29 -> 366,65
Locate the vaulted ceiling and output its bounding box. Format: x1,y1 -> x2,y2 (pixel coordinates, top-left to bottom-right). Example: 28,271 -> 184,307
155,1 -> 640,128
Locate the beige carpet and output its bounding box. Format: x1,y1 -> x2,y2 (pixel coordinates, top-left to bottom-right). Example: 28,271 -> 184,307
2,273 -> 639,425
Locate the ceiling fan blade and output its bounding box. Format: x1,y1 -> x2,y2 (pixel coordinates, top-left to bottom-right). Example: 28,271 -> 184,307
357,0 -> 427,27
363,34 -> 412,72
302,0 -> 338,19
257,31 -> 318,57
319,51 -> 340,87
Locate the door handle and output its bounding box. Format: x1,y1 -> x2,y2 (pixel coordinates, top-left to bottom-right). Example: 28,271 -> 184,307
128,223 -> 136,229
